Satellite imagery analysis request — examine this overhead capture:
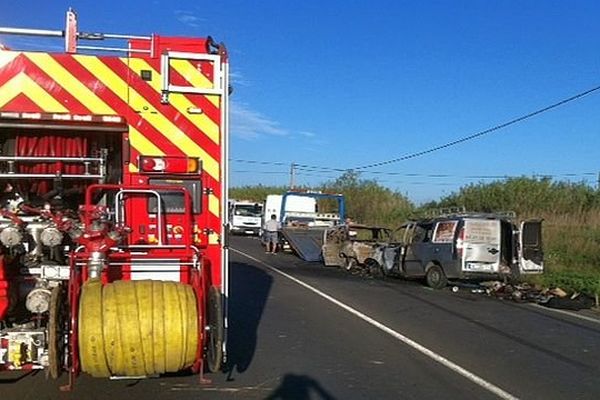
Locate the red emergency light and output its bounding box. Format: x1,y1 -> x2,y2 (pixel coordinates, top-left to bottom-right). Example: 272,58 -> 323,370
139,156 -> 200,174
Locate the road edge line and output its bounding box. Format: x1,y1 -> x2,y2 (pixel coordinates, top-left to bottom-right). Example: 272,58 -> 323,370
528,303 -> 600,324
233,248 -> 520,400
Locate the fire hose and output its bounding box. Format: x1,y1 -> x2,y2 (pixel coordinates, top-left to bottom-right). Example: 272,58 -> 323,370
78,279 -> 199,377
15,135 -> 87,197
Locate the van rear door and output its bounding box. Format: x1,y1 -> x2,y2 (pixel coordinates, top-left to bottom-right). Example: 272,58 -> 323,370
461,219 -> 501,274
519,220 -> 543,274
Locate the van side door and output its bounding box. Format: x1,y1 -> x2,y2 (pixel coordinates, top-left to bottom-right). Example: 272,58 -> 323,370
519,219 -> 544,274
403,222 -> 434,277
430,220 -> 459,277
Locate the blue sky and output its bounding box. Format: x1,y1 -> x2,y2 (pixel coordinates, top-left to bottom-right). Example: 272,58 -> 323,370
2,1 -> 600,203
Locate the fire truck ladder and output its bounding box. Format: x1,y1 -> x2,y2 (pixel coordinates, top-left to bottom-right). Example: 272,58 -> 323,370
0,8 -> 227,106
0,8 -> 153,55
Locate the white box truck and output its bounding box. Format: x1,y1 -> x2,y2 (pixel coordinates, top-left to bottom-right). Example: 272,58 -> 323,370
229,200 -> 263,235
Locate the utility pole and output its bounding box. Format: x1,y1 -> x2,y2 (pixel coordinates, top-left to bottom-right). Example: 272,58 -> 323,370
290,162 -> 296,189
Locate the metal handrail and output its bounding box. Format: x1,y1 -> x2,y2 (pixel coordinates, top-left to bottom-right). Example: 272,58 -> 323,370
114,189 -> 163,245
85,184 -> 194,250
0,8 -> 152,55
0,156 -> 103,162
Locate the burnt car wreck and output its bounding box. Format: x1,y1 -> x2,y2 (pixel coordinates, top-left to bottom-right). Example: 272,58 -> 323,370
365,213 -> 544,289
322,224 -> 392,270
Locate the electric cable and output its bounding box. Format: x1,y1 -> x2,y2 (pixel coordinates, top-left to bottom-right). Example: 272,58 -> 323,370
231,84 -> 600,173
353,84 -> 600,170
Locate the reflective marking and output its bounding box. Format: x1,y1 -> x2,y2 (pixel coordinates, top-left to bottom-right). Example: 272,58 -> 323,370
233,249 -> 521,400
25,53 -> 115,114
76,55 -> 220,180
170,59 -> 219,107
208,233 -> 220,245
0,51 -> 18,71
125,58 -> 220,144
0,72 -> 67,112
129,126 -> 164,157
208,193 -> 220,217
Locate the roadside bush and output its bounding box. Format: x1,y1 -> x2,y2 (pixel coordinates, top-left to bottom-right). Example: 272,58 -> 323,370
319,171 -> 414,227
434,177 -> 599,215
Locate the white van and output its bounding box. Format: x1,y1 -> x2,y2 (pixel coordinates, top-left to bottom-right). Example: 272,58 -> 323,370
370,213 -> 543,289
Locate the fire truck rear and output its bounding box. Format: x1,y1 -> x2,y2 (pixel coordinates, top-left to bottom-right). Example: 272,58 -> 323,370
0,9 -> 229,387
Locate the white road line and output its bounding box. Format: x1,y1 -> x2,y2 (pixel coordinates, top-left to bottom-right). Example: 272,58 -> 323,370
528,303 -> 600,324
233,249 -> 520,400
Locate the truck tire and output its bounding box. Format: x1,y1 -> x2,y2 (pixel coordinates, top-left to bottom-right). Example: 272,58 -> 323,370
206,286 -> 224,373
425,264 -> 447,289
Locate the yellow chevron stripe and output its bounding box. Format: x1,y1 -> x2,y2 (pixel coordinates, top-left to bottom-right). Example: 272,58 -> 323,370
0,72 -> 67,112
129,126 -> 164,156
208,194 -> 220,218
124,58 -> 219,145
142,112 -> 219,179
0,51 -> 19,71
74,56 -> 220,181
170,59 -> 219,107
25,53 -> 156,173
25,53 -> 116,115
129,164 -> 140,173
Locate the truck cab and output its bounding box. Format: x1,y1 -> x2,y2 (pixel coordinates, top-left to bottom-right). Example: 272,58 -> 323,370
229,200 -> 263,235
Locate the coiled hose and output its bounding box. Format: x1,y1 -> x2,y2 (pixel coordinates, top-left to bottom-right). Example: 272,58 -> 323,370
78,279 -> 199,377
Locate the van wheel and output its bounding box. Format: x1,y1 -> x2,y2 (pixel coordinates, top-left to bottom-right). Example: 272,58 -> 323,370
425,265 -> 447,289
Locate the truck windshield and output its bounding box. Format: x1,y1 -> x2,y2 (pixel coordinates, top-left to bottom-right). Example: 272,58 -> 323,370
234,204 -> 262,217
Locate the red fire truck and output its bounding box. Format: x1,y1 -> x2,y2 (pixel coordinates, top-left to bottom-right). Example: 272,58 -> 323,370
0,9 -> 229,388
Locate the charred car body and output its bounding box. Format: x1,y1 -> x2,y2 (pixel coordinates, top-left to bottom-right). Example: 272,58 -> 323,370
322,224 -> 392,270
367,213 -> 543,289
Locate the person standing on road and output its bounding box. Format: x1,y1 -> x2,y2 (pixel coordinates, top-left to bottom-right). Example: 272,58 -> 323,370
264,214 -> 280,254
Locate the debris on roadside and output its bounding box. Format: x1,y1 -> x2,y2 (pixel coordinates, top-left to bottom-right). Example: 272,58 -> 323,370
450,281 -> 596,311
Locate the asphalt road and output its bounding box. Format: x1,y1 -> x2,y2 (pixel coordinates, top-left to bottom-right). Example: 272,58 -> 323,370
2,235 -> 599,399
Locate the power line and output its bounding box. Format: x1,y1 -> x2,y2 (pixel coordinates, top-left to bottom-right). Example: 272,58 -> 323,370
230,159 -> 288,166
295,165 -> 596,180
353,84 -> 600,170
232,84 -> 600,173
232,170 -> 289,175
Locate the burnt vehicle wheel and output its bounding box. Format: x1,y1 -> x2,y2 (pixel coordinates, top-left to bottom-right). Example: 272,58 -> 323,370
343,256 -> 357,271
365,259 -> 384,278
425,264 -> 447,289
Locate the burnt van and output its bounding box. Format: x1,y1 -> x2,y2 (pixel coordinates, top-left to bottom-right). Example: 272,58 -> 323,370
368,213 -> 543,289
